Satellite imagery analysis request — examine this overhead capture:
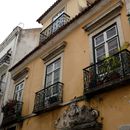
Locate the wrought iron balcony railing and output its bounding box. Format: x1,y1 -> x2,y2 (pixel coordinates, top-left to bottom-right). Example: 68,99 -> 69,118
1,100 -> 23,126
33,82 -> 63,113
0,52 -> 11,66
40,13 -> 70,43
83,49 -> 130,97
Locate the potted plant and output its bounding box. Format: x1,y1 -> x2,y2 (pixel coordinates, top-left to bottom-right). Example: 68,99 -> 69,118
99,55 -> 121,83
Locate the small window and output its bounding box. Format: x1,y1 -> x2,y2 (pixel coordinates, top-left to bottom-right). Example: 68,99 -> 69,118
95,33 -> 104,46
14,81 -> 24,101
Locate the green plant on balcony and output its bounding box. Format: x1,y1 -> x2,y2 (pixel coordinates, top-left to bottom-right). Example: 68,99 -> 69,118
98,55 -> 121,83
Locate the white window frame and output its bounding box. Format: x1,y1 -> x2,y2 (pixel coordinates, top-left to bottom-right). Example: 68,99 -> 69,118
45,58 -> 61,87
13,79 -> 25,102
88,17 -> 125,63
43,54 -> 63,99
94,25 -> 120,62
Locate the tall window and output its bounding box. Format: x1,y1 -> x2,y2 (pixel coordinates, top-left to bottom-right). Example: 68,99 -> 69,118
44,58 -> 61,99
93,25 -> 120,62
45,58 -> 61,87
14,81 -> 24,101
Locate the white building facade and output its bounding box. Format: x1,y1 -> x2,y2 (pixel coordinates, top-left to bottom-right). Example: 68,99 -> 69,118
0,26 -> 41,125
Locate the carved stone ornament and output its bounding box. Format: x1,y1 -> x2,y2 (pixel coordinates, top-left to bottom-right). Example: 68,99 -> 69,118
55,102 -> 102,130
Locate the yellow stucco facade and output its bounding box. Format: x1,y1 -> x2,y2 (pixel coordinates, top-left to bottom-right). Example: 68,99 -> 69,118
3,0 -> 130,130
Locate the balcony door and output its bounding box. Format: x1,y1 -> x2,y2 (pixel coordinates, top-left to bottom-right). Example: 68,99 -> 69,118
93,24 -> 121,79
45,58 -> 61,100
52,9 -> 64,32
14,81 -> 24,101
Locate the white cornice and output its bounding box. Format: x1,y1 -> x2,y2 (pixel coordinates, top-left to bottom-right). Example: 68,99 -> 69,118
41,41 -> 67,63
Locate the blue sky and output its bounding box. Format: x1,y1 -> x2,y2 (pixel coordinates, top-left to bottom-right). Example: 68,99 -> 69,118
0,0 -> 56,43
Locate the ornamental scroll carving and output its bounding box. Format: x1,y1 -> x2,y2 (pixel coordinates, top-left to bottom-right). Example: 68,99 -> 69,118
55,102 -> 102,130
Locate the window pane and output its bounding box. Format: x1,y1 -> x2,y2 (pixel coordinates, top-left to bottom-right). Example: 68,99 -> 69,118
46,73 -> 52,87
47,64 -> 53,74
96,45 -> 105,57
45,58 -> 61,90
97,55 -> 105,62
20,84 -> 23,89
95,33 -> 104,46
106,26 -> 116,39
108,37 -> 118,55
54,59 -> 60,70
96,45 -> 105,61
54,69 -> 60,83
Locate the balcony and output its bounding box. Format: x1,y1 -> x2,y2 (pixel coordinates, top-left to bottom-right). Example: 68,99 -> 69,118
1,100 -> 23,126
83,49 -> 130,98
40,13 -> 70,43
0,52 -> 11,72
33,82 -> 63,114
